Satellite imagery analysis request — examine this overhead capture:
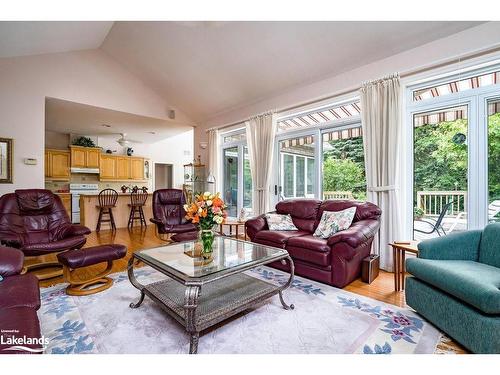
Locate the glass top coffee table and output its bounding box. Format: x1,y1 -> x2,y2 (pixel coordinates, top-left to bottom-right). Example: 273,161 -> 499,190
127,236 -> 295,354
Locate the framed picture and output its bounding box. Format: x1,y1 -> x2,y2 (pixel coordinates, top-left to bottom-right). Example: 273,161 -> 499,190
0,138 -> 13,183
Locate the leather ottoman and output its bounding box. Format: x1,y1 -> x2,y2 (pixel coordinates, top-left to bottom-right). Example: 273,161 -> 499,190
57,244 -> 127,296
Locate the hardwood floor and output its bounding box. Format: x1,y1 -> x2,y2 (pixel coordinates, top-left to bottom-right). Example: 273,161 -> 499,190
36,225 -> 467,353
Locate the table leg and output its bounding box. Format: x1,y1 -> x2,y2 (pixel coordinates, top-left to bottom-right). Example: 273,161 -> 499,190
184,284 -> 201,354
401,250 -> 406,290
235,225 -> 239,239
220,224 -> 223,235
393,247 -> 398,291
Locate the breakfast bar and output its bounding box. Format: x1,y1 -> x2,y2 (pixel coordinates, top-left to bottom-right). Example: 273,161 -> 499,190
79,193 -> 154,230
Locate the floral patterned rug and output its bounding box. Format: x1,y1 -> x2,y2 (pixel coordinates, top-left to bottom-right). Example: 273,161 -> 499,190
38,266 -> 442,354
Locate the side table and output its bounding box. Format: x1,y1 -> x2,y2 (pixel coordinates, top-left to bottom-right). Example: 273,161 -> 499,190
219,220 -> 247,240
389,241 -> 419,291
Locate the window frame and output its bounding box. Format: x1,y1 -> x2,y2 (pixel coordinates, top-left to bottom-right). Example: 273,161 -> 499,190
405,63 -> 500,232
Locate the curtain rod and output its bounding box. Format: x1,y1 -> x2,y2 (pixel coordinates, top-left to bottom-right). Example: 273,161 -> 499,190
206,44 -> 500,133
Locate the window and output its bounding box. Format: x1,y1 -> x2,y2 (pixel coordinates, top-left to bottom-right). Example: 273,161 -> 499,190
279,136 -> 316,199
322,126 -> 366,201
407,63 -> 500,239
223,147 -> 239,217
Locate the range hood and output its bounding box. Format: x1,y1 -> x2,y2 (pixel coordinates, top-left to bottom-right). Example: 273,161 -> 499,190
70,167 -> 100,174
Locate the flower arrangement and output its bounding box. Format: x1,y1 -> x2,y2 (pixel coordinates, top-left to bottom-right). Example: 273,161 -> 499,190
184,192 -> 227,257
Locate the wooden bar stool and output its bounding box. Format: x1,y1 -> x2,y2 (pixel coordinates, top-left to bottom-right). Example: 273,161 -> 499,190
128,191 -> 148,228
96,189 -> 118,232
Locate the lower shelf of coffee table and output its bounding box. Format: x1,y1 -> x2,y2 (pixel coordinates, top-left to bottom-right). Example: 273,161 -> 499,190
144,273 -> 279,332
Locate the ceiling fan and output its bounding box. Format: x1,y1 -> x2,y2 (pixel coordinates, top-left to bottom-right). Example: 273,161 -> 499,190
116,133 -> 142,147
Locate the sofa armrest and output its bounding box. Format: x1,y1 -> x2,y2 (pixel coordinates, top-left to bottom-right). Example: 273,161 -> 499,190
245,214 -> 268,240
0,246 -> 24,277
417,230 -> 482,261
327,219 -> 380,249
62,224 -> 91,238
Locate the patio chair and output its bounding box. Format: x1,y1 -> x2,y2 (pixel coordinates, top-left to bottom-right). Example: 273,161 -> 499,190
488,200 -> 500,222
414,200 -> 455,237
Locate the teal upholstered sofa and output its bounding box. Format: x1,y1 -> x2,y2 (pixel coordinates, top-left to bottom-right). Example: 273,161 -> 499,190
405,223 -> 500,353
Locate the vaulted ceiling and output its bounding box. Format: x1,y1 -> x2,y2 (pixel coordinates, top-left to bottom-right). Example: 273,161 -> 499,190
0,21 -> 485,123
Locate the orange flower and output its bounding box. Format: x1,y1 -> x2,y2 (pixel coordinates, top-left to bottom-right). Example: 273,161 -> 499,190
200,209 -> 207,218
212,197 -> 223,208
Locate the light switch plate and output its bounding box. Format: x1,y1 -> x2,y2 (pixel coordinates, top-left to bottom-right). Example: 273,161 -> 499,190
24,158 -> 37,165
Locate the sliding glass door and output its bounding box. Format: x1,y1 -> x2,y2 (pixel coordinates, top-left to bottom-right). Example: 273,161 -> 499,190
222,142 -> 253,218
412,105 -> 469,239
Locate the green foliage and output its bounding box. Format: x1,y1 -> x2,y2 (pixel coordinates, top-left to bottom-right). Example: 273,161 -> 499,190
323,136 -> 366,200
72,136 -> 96,148
488,113 -> 500,201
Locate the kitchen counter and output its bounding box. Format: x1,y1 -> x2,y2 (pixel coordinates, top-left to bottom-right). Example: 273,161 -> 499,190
79,193 -> 154,230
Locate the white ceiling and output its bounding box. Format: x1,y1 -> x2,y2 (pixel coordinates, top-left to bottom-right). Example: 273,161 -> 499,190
45,98 -> 192,143
101,21 -> 483,122
0,21 -> 485,122
0,21 -> 113,58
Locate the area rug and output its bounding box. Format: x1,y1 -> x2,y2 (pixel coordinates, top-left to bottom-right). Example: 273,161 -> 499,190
38,266 -> 441,354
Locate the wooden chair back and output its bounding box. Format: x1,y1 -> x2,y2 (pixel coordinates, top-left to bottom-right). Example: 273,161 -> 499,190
98,189 -> 118,207
130,191 -> 148,206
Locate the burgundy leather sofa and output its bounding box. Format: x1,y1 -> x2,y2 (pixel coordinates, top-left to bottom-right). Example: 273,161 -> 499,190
246,199 -> 381,288
0,246 -> 43,354
0,189 -> 91,278
150,189 -> 197,237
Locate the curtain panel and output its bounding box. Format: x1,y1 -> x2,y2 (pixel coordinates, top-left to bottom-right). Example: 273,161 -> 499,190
245,113 -> 278,215
207,129 -> 220,193
360,74 -> 401,271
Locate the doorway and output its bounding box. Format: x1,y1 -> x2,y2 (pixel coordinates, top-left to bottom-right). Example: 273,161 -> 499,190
154,163 -> 173,190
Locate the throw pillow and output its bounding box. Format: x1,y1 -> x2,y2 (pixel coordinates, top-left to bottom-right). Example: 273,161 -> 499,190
265,213 -> 298,231
313,207 -> 356,239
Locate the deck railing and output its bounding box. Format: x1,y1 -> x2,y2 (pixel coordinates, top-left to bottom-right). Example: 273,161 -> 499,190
323,191 -> 354,200
416,190 -> 467,217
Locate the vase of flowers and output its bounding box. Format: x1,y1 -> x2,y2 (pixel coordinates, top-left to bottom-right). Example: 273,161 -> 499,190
184,192 -> 227,258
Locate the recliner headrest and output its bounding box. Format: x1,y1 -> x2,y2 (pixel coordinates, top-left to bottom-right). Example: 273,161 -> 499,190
15,189 -> 54,213
156,189 -> 183,205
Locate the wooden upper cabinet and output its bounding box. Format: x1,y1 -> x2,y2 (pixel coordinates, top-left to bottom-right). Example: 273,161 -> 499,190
70,146 -> 101,168
100,155 -> 117,179
130,158 -> 144,180
45,149 -> 70,180
86,148 -> 100,168
115,157 -> 131,180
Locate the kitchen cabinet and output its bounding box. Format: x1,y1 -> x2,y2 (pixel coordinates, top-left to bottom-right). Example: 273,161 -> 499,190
130,157 -> 145,180
70,146 -> 101,168
45,149 -> 70,181
99,155 -> 146,181
100,155 -> 117,179
116,157 -> 130,180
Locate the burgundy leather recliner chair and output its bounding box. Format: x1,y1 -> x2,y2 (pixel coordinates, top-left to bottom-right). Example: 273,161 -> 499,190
246,199 -> 381,288
150,189 -> 197,239
0,189 -> 91,279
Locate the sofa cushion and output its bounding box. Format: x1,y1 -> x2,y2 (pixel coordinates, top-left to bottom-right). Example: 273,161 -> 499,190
406,258 -> 500,314
265,213 -> 298,231
276,199 -> 321,232
313,207 -> 356,239
478,223 -> 500,268
287,235 -> 331,252
254,230 -> 309,246
0,273 -> 40,310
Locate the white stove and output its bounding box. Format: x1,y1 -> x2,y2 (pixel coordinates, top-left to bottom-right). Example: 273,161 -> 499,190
69,183 -> 99,224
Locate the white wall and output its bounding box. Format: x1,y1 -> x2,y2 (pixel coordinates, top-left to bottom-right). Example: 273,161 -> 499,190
194,22 -> 500,162
0,49 -> 195,195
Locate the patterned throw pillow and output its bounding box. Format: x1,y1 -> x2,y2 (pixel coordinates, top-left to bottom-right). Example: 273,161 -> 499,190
265,213 -> 299,231
313,207 -> 356,239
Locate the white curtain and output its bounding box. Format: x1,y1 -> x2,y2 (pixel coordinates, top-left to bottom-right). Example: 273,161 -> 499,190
207,129 -> 220,193
360,74 -> 401,271
245,112 -> 278,215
